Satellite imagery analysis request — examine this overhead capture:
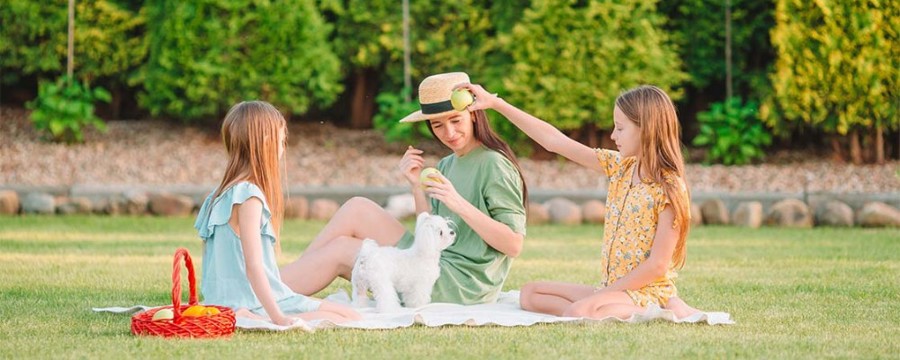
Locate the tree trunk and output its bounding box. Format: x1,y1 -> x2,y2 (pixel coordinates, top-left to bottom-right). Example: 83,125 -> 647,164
849,129 -> 863,165
349,68 -> 378,129
830,137 -> 845,162
585,122 -> 598,148
875,124 -> 884,164
862,130 -> 874,163
109,83 -> 122,119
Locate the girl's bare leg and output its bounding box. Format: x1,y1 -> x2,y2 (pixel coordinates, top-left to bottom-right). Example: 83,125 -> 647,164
293,301 -> 362,324
519,281 -> 596,316
563,290 -> 644,320
303,197 -> 408,252
280,236 -> 362,295
281,197 -> 408,295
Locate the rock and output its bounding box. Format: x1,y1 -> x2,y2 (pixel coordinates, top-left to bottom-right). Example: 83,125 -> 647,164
383,194 -> 415,221
857,202 -> 900,227
732,201 -> 763,228
57,197 -> 93,215
22,193 -> 56,214
690,203 -> 703,226
94,196 -> 125,215
764,199 -> 813,228
815,200 -> 854,227
149,193 -> 195,217
545,197 -> 582,225
0,190 -> 19,215
284,196 -> 309,219
527,202 -> 549,225
581,200 -> 606,224
701,199 -> 729,225
123,190 -> 149,215
309,199 -> 340,221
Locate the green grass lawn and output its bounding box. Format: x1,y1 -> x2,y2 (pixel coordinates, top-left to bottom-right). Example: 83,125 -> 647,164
1,216 -> 898,359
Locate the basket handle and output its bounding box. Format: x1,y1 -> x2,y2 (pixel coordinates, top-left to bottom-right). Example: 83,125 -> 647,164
171,248 -> 199,318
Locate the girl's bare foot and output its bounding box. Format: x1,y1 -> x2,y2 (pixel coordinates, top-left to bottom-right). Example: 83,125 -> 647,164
666,297 -> 701,319
234,308 -> 265,320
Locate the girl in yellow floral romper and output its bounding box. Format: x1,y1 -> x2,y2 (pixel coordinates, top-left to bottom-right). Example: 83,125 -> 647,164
457,82 -> 700,320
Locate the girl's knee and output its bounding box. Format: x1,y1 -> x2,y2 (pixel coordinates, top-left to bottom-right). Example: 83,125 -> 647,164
562,302 -> 592,318
343,197 -> 380,212
519,283 -> 536,310
326,236 -> 362,273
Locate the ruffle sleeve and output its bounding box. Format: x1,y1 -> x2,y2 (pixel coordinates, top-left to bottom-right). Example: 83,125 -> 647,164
194,182 -> 275,243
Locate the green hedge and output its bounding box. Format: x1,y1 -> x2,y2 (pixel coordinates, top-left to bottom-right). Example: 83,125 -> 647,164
0,0 -> 146,85
136,0 -> 342,120
762,0 -> 899,136
504,0 -> 686,132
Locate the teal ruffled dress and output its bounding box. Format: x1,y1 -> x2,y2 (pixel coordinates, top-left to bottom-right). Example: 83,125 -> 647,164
194,182 -> 320,316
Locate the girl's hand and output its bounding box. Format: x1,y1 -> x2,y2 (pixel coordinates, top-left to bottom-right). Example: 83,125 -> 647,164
399,145 -> 425,187
271,314 -> 297,327
423,172 -> 467,213
453,83 -> 501,112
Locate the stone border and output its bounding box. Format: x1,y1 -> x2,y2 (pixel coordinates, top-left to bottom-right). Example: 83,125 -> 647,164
1,184 -> 898,228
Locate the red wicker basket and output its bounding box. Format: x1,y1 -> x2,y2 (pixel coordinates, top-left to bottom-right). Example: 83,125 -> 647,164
131,248 -> 236,338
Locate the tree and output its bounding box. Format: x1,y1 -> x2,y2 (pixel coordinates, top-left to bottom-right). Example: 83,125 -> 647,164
137,0 -> 341,120
762,0 -> 900,163
0,0 -> 146,115
369,0 -> 533,151
658,0 -> 775,130
504,0 -> 686,146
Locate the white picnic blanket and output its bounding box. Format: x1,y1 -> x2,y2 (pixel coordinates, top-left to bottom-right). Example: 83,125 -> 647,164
94,290 -> 733,332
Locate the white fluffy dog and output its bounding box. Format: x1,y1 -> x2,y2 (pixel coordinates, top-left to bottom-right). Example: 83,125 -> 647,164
351,212 -> 456,312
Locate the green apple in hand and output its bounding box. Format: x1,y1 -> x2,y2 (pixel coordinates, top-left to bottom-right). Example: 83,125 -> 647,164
450,89 -> 474,111
419,167 -> 443,188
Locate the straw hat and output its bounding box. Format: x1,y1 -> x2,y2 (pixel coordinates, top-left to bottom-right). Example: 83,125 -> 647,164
399,72 -> 471,123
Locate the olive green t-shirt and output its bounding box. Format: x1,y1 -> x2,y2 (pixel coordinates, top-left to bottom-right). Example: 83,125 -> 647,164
398,145 -> 526,304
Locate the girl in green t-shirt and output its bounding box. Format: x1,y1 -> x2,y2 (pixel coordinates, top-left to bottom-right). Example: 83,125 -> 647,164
280,72 -> 528,305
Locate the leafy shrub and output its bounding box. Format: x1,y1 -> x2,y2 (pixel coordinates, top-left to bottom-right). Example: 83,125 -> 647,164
138,0 -> 341,120
26,76 -> 111,143
693,97 -> 771,165
0,0 -> 146,84
372,88 -> 431,143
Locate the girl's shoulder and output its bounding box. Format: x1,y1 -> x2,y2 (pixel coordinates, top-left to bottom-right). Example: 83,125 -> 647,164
660,170 -> 687,189
204,181 -> 269,208
194,181 -> 273,240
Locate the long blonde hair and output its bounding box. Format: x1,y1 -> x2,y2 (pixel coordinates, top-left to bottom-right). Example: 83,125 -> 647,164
213,101 -> 286,252
615,85 -> 690,269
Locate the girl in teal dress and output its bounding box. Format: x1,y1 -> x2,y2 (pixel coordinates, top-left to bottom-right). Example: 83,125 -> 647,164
280,72 -> 528,305
196,101 -> 360,326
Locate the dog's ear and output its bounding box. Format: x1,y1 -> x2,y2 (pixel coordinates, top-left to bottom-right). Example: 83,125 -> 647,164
415,212 -> 430,228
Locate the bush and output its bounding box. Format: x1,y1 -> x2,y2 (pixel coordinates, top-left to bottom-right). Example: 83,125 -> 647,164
693,97 -> 771,165
137,0 -> 341,120
0,1 -> 146,85
26,75 -> 111,144
372,88 -> 431,143
504,0 -> 686,132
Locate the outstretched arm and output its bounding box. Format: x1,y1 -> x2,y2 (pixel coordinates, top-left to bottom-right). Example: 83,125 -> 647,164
457,83 -> 604,172
238,198 -> 294,326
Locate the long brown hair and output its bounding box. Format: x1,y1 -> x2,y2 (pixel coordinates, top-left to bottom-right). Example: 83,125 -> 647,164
615,85 -> 690,269
213,101 -> 286,253
427,110 -> 528,206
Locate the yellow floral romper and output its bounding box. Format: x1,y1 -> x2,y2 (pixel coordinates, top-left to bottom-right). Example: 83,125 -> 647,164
596,149 -> 686,307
